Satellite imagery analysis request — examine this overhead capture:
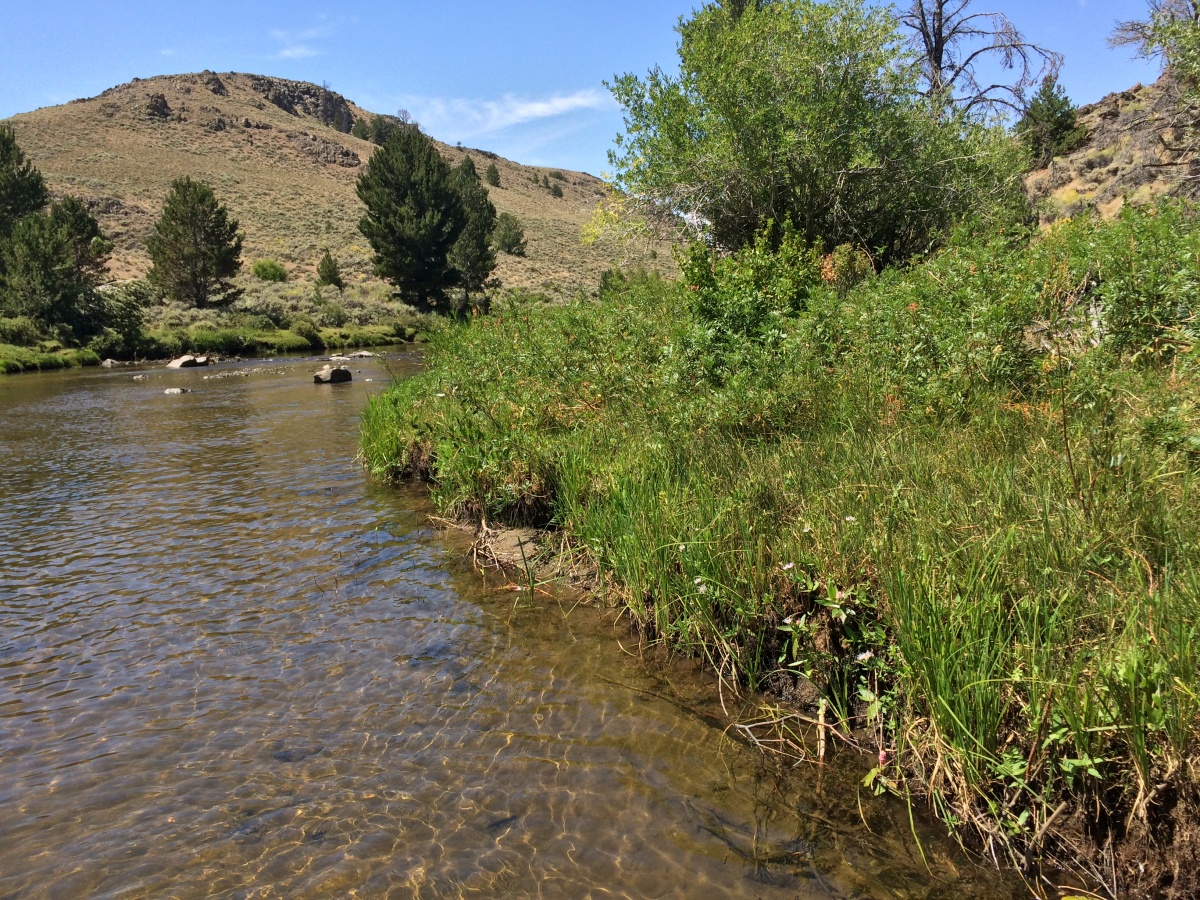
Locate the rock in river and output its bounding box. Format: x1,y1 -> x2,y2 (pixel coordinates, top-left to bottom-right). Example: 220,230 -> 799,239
166,355 -> 212,369
313,365 -> 352,384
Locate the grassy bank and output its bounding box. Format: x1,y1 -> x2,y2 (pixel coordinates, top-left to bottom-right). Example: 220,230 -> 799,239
0,343 -> 100,373
361,206 -> 1199,895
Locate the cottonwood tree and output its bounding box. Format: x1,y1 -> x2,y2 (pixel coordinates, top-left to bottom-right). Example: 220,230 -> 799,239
899,0 -> 1062,115
356,125 -> 466,311
147,177 -> 243,308
608,0 -> 1025,261
448,156 -> 497,311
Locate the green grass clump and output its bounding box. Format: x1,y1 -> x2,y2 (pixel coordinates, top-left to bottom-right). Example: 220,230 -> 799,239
362,203 -> 1200,871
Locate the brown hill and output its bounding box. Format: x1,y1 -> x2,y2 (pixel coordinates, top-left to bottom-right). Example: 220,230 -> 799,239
1027,74 -> 1199,222
3,71 -> 668,295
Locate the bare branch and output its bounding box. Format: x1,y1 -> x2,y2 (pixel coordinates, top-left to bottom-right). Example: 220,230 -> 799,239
900,0 -> 1063,115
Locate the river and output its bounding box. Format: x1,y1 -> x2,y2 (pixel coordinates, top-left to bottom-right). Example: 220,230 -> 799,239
0,352 -> 1021,898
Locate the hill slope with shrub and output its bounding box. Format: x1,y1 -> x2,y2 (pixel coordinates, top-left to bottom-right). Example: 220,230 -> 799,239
3,71 -> 667,296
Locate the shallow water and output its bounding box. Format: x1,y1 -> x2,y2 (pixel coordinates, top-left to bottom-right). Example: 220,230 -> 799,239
0,354 -> 1021,898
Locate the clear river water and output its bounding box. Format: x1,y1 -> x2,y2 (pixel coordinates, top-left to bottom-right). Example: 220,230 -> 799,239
0,352 -> 1023,899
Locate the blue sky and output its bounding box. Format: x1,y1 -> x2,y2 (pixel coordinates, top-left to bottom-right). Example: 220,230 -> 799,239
0,1 -> 1166,175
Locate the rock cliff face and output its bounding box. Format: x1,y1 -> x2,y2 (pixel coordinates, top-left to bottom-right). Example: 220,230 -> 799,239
1027,74 -> 1199,222
246,75 -> 355,132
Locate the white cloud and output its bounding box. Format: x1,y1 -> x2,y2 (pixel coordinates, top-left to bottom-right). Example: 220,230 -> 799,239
276,45 -> 319,59
404,89 -> 613,138
268,19 -> 341,60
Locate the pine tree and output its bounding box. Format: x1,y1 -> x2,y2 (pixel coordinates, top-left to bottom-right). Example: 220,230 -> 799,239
0,198 -> 111,340
1017,76 -> 1085,169
357,126 -> 466,310
449,156 -> 498,310
485,162 -> 501,187
146,177 -> 243,308
493,212 -> 527,256
0,124 -> 49,243
316,248 -> 344,290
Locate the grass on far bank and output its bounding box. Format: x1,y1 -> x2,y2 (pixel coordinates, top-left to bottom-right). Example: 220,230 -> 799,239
361,205 -> 1200,893
0,343 -> 100,373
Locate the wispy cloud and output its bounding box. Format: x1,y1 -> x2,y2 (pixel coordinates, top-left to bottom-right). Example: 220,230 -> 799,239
268,19 -> 342,60
403,89 -> 614,138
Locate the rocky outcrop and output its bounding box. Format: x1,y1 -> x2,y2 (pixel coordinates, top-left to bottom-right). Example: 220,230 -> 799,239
285,131 -> 359,167
247,76 -> 354,132
1026,74 -> 1200,222
313,365 -> 352,384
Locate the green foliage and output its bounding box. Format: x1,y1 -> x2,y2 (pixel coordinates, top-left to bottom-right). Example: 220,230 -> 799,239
0,124 -> 48,243
316,248 -> 344,290
608,0 -> 1026,260
449,156 -> 498,308
1016,75 -> 1085,168
493,212 -> 527,256
0,315 -> 42,345
362,204 -> 1200,862
548,170 -> 566,181
146,177 -> 243,308
356,125 -> 466,311
549,182 -> 564,199
352,114 -> 402,145
251,258 -> 288,282
0,198 -> 115,342
484,163 -> 501,187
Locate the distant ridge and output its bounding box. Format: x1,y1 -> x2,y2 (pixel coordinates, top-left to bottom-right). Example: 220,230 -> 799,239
4,71 -> 668,293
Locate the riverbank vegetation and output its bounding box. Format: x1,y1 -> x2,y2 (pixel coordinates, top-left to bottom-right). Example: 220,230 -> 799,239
361,0 -> 1200,894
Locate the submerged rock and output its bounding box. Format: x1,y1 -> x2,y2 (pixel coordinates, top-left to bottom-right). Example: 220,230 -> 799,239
313,365 -> 352,384
100,358 -> 120,368
348,350 -> 376,359
131,374 -> 147,381
163,387 -> 191,395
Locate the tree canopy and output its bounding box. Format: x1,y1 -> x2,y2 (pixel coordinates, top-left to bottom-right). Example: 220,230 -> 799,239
146,177 -> 243,308
0,124 -> 49,244
1016,76 -> 1084,168
356,125 -> 466,310
608,0 -> 1025,261
449,156 -> 498,308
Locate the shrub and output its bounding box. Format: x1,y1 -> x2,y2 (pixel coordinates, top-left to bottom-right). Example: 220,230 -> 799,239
290,315 -> 323,349
493,212 -> 527,256
549,182 -> 564,199
485,163 -> 501,187
252,259 -> 288,282
549,170 -> 566,181
0,315 -> 43,346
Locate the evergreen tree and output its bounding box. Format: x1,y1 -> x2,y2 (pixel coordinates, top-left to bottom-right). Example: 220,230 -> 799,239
146,177 -> 243,308
1016,76 -> 1085,168
0,199 -> 111,340
449,156 -> 498,309
493,212 -> 527,256
356,126 -> 466,310
485,163 -> 501,187
316,248 -> 345,290
0,124 -> 49,243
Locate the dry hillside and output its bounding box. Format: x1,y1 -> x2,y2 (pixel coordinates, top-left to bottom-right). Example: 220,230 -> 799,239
1027,73 -> 1200,222
3,71 -> 670,296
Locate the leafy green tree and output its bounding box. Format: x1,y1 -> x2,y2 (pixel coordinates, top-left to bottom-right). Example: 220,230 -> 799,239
485,163 -> 501,187
252,259 -> 288,282
1016,76 -> 1085,168
449,156 -> 498,308
146,177 -> 243,308
493,212 -> 527,256
608,0 -> 1025,261
0,199 -> 112,340
356,125 -> 466,310
0,124 -> 49,243
316,248 -> 345,290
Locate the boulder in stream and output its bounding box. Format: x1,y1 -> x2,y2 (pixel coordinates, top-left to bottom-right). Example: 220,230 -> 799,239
166,354 -> 212,369
313,365 -> 352,384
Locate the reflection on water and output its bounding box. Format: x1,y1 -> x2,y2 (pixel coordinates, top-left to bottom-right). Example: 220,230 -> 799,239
0,354 -> 1020,898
